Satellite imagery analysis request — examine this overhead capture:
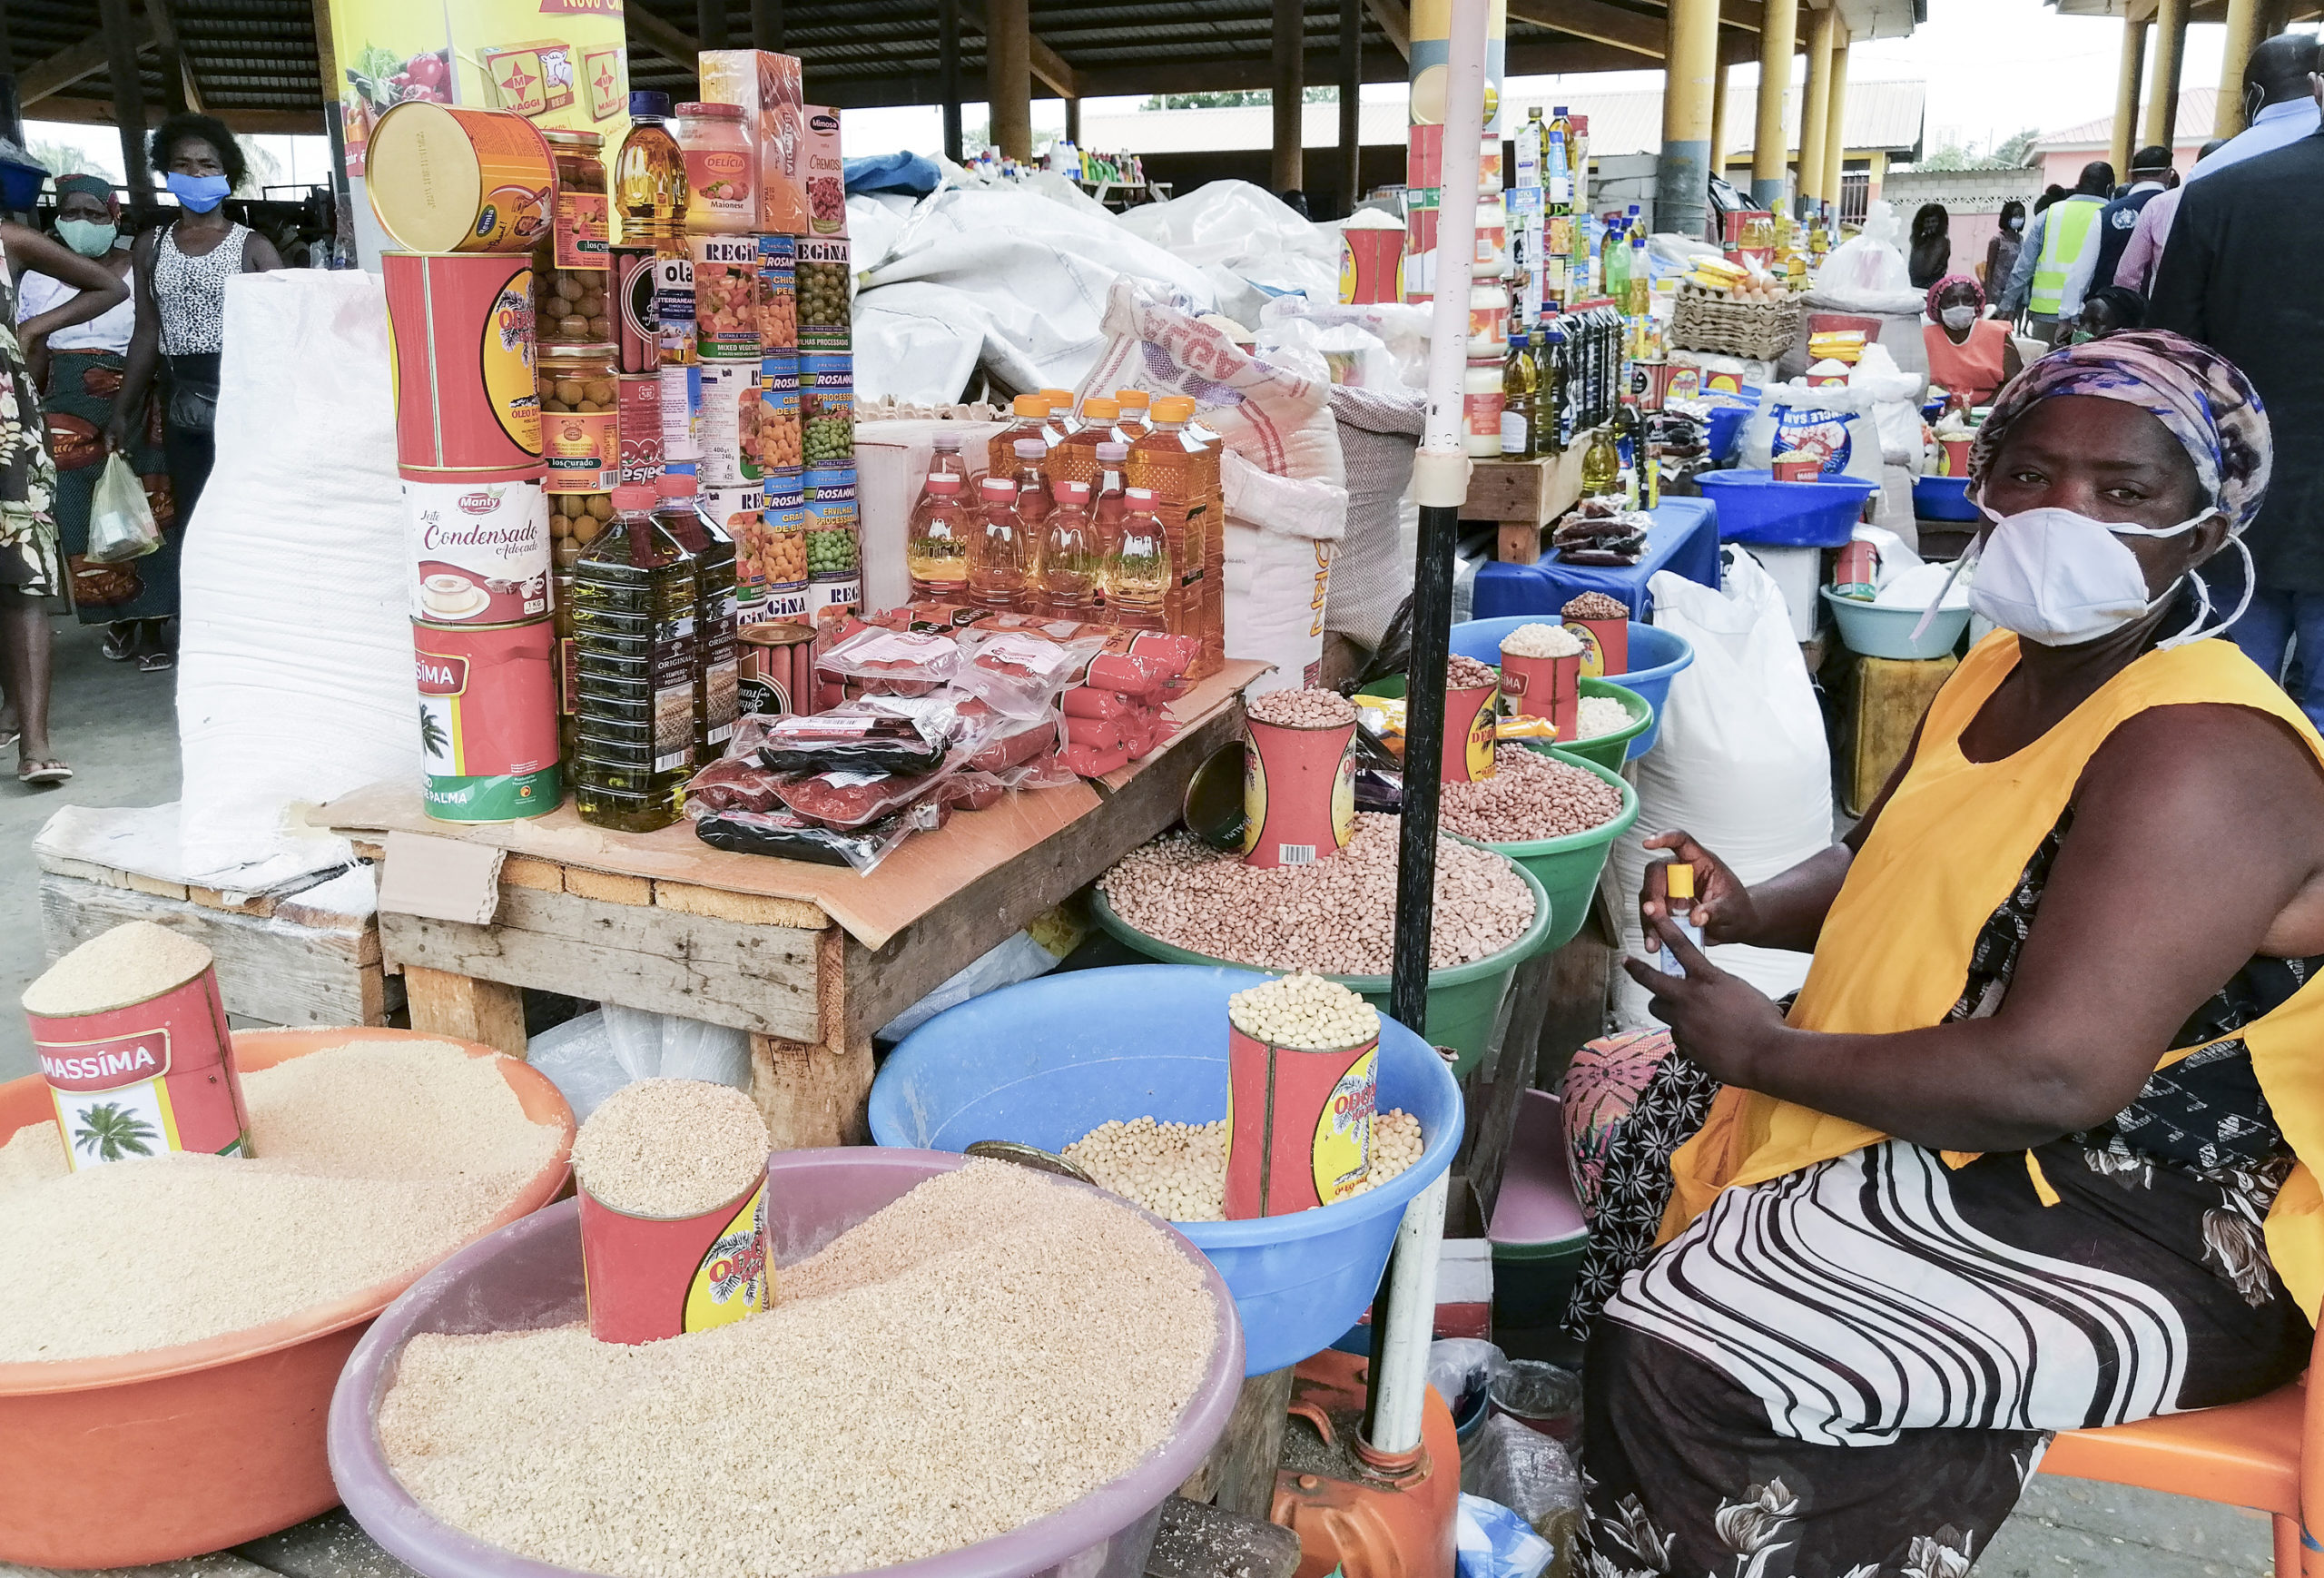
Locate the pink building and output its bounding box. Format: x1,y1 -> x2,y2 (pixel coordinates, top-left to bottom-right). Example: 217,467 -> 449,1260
2033,89 -> 2218,188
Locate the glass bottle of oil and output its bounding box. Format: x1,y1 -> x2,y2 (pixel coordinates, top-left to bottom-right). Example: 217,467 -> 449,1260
615,91 -> 689,243
573,484 -> 699,831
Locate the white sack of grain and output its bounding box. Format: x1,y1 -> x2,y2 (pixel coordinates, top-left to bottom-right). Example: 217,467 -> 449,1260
1221,449 -> 1344,696
175,271 -> 410,885
1611,553 -> 1826,1026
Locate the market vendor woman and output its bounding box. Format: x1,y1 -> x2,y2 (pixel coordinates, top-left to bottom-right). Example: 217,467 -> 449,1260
1569,332 -> 2324,1575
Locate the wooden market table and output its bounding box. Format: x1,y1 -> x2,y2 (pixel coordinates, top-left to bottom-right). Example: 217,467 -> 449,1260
320,661 -> 1267,1150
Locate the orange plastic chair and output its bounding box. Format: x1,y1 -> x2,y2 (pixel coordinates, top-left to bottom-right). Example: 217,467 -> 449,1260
2038,1321 -> 2321,1575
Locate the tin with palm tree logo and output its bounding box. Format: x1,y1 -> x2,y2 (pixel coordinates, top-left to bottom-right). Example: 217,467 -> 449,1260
413,616 -> 563,822
25,932 -> 248,1170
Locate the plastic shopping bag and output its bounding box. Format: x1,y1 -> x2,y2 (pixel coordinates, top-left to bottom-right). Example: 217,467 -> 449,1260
86,454 -> 161,563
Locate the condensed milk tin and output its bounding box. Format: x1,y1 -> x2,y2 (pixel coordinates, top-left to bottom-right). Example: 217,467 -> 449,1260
366,102 -> 553,253
404,472 -> 552,625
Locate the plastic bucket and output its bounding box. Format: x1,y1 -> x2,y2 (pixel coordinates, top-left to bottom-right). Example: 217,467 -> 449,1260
867,965 -> 1462,1376
1698,468 -> 1883,547
1452,618 -> 1691,759
1704,404 -> 1748,465
330,1148 -> 1244,1578
1821,587 -> 1970,660
1912,473 -> 1978,522
0,1029 -> 575,1570
1088,854 -> 1553,1080
1485,747 -> 1638,952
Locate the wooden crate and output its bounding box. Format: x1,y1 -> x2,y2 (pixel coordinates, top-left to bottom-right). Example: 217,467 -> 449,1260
36,864 -> 399,1030
1463,446 -> 1589,565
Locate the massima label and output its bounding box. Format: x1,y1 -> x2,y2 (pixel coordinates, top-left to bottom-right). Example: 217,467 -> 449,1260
413,616 -> 562,822
29,968 -> 248,1169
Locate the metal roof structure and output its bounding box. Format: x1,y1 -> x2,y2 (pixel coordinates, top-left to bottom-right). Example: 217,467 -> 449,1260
3,0 -> 1909,133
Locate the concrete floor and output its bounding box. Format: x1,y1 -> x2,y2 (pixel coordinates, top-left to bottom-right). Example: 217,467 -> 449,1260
0,616 -> 2287,1576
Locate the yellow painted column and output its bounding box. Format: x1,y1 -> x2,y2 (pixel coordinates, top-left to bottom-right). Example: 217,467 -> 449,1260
1657,0 -> 1722,237
1820,25 -> 1849,222
1865,148 -> 1885,203
1274,0 -> 1306,192
1709,61 -> 1732,188
2214,0 -> 2263,139
1752,0 -> 1798,211
987,0 -> 1033,161
1797,5 -> 1837,218
2143,0 -> 2188,153
2110,18 -> 2147,176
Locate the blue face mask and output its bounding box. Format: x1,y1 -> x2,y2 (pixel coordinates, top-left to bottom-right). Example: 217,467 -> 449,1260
166,172 -> 230,212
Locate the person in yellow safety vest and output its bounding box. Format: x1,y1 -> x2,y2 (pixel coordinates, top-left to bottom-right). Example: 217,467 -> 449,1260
1997,160 -> 2116,344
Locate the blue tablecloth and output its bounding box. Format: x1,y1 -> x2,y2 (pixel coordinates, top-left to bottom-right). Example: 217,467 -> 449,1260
1472,496 -> 1720,622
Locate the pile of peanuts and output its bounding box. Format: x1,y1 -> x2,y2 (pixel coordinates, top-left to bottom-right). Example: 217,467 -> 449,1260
1228,972 -> 1378,1049
537,267 -> 611,343
1101,814 -> 1536,972
1247,687 -> 1358,729
1440,744 -> 1625,843
1562,591 -> 1628,621
1446,654 -> 1500,690
1499,622 -> 1584,660
1062,1109 -> 1426,1222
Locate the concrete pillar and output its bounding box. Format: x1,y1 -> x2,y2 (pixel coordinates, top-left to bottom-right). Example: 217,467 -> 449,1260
987,0 -> 1033,162
1709,61 -> 1731,188
1339,0 -> 1363,217
2214,0 -> 2263,139
2143,0 -> 2187,153
2111,18 -> 2146,177
939,0 -> 962,163
1656,0 -> 1721,239
1797,4 -> 1837,218
1821,26 -> 1849,222
1751,0 -> 1797,211
1274,0 -> 1306,193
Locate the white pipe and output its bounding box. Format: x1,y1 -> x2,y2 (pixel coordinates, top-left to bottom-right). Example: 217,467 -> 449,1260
1412,0 -> 1492,509
1367,1169 -> 1453,1456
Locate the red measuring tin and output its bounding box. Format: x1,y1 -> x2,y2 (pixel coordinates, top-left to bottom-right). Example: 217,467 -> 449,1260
1442,676 -> 1500,783
384,251 -> 541,472
1224,1022 -> 1380,1218
576,1170 -> 769,1346
27,947 -> 248,1168
1243,715 -> 1356,869
1500,650 -> 1581,741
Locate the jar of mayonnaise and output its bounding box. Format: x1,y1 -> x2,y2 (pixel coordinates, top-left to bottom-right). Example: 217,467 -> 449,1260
676,102 -> 755,234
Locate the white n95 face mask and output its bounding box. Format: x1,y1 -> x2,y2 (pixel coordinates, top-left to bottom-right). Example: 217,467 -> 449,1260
1963,504 -> 2249,649
1941,305 -> 1977,330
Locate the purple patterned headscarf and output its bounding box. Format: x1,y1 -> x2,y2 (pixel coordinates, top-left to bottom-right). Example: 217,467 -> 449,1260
1925,272 -> 1982,321
1967,329 -> 2272,534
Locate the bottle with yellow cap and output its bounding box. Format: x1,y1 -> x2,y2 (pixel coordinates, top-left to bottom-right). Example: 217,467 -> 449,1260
989,393 -> 1052,480
1049,394 -> 1121,494
1126,393 -> 1219,676
1657,861 -> 1704,974
1112,389 -> 1152,441
1039,388 -> 1078,447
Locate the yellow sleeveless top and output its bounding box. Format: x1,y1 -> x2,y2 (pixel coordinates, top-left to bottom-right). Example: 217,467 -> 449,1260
1661,631 -> 2324,1317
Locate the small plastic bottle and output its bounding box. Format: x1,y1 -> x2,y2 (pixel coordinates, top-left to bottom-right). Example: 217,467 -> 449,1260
1657,862 -> 1705,975
970,475 -> 1032,611
1010,437 -> 1053,534
988,393 -> 1051,478
1038,478 -> 1103,617
929,428 -> 970,484
1112,389 -> 1152,441
1107,487 -> 1173,632
907,469 -> 972,601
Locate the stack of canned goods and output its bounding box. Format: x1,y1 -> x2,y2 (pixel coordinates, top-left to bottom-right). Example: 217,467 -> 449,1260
369,101 -> 564,825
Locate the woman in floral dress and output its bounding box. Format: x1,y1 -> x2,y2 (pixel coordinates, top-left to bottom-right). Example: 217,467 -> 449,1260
1569,334 -> 2324,1576
0,217 -> 129,784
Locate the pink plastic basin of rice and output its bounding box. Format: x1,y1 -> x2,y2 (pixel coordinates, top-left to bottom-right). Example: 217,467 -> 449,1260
328,1147 -> 1246,1578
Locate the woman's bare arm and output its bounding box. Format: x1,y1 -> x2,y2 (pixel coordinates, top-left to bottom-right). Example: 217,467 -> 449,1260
3,222 -> 128,342
106,231 -> 162,452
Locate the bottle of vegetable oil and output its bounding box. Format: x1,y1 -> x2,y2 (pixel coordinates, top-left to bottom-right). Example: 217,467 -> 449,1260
1501,330 -> 1538,459
1107,487 -> 1173,632
614,92 -> 688,242
573,485 -> 699,832
1581,425 -> 1620,498
652,472 -> 738,761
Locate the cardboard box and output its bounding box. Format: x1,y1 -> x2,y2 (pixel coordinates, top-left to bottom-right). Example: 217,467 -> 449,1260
698,49 -> 808,234
803,105 -> 844,237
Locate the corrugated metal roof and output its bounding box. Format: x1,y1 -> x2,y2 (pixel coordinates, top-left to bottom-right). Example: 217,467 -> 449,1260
2038,87 -> 2217,147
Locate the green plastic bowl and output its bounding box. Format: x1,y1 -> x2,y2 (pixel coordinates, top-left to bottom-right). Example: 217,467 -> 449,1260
1484,746 -> 1639,952
1355,674 -> 1654,769
1088,851 -> 1554,1079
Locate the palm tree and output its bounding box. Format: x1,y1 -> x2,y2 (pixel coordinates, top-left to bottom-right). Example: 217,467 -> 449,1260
72,1102 -> 159,1162
419,703 -> 449,759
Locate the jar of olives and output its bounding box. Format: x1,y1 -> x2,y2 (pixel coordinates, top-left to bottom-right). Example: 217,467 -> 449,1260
541,347 -> 619,567
535,132 -> 614,350
795,236 -> 851,353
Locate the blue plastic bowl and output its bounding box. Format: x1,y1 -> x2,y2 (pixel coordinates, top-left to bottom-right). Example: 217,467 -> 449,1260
869,964 -> 1463,1377
1912,473 -> 1978,522
1696,468 -> 1883,547
1704,405 -> 1749,465
1449,617 -> 1694,759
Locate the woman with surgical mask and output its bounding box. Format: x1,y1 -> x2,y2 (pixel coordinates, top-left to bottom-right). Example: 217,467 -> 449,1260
1920,271 -> 2021,408
104,113 -> 281,672
1986,197 -> 2028,295
1561,333 -> 2324,1575
18,173 -> 171,670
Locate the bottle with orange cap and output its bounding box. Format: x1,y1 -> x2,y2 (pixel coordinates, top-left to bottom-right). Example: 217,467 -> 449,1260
1039,388 -> 1078,446
989,392 -> 1051,479
1049,394 -> 1120,494
1126,393 -> 1219,676
1112,389 -> 1152,441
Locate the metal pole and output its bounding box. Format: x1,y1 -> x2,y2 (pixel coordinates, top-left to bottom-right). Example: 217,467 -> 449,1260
698,0 -> 729,53
2112,18 -> 2147,176
940,0 -> 963,163
2144,0 -> 2187,153
751,0 -> 784,51
1273,0 -> 1305,194
97,0 -> 153,219
1338,0 -> 1362,217
1359,0 -> 1485,1464
1750,0 -> 1797,212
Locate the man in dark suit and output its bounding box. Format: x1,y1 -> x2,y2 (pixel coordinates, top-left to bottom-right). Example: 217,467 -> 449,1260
2151,69 -> 2324,728
2093,145 -> 2175,293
